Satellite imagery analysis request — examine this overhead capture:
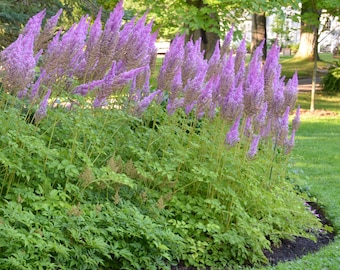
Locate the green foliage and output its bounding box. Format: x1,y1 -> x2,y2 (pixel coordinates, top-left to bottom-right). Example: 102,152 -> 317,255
0,184 -> 183,269
322,63 -> 340,92
0,89 -> 325,268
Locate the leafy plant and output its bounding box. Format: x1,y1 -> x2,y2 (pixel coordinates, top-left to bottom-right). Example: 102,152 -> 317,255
322,62 -> 340,92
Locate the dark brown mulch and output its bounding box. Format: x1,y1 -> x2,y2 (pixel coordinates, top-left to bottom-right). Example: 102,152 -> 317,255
171,201 -> 335,269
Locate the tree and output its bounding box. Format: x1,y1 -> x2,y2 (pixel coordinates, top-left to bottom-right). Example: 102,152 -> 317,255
294,0 -> 339,60
251,13 -> 267,59
294,0 -> 321,60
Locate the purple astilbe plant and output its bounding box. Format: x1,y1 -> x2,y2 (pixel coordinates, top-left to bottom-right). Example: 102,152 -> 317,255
218,50 -> 235,105
157,35 -> 185,91
92,64 -> 147,108
82,8 -> 103,80
220,84 -> 244,122
196,75 -> 219,119
248,134 -> 261,158
275,106 -> 290,146
22,9 -> 46,40
34,9 -> 62,52
225,116 -> 241,147
133,90 -> 163,116
284,71 -> 299,110
33,89 -> 51,122
244,116 -> 253,137
220,27 -> 233,57
243,42 -> 265,116
30,69 -> 46,101
263,41 -> 281,110
234,38 -> 246,87
0,32 -> 37,96
206,43 -> 221,81
253,102 -> 268,133
292,104 -> 301,131
285,129 -> 296,154
92,0 -> 124,79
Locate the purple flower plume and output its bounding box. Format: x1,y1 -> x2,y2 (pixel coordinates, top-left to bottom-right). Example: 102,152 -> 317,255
292,104 -> 301,131
248,135 -> 261,158
220,27 -> 233,56
22,9 -> 46,39
34,89 -> 51,122
225,116 -> 241,147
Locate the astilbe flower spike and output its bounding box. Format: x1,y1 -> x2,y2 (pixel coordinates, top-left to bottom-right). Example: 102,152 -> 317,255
292,104 -> 301,131
157,35 -> 185,91
220,27 -> 233,57
248,135 -> 261,158
225,116 -> 241,147
0,32 -> 37,96
22,9 -> 46,39
34,9 -> 62,52
34,89 -> 51,122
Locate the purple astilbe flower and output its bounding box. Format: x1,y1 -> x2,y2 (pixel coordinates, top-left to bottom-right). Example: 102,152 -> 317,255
30,69 -> 46,101
167,98 -> 184,115
92,1 -> 124,79
272,76 -> 286,117
243,116 -> 253,137
275,106 -> 290,146
72,79 -> 103,96
263,41 -> 281,109
285,129 -> 296,154
34,89 -> 51,122
133,90 -> 163,116
234,38 -> 246,79
218,50 -> 235,104
83,8 -> 103,79
254,102 -> 268,133
93,65 -> 147,108
34,9 -> 62,52
248,135 -> 261,158
284,71 -> 299,110
157,35 -> 185,91
244,42 -> 265,116
260,120 -> 271,138
22,9 -> 46,39
0,32 -> 37,95
206,42 -> 221,81
220,84 -> 244,122
220,27 -> 233,57
169,69 -> 183,102
196,76 -> 218,118
182,38 -> 208,86
225,116 -> 241,147
292,104 -> 301,131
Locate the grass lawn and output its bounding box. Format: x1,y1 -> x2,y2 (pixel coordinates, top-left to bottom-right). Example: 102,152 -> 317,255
280,53 -> 337,78
263,93 -> 340,270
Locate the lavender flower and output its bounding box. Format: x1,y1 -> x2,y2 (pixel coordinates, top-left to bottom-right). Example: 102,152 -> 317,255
248,135 -> 261,158
220,84 -> 244,122
34,89 -> 51,122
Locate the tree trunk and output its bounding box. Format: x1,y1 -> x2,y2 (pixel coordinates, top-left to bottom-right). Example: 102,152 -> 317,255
251,13 -> 267,59
186,0 -> 220,59
294,0 -> 321,60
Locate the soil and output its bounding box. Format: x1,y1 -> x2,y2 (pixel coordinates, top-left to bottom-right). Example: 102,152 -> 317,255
171,201 -> 336,269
